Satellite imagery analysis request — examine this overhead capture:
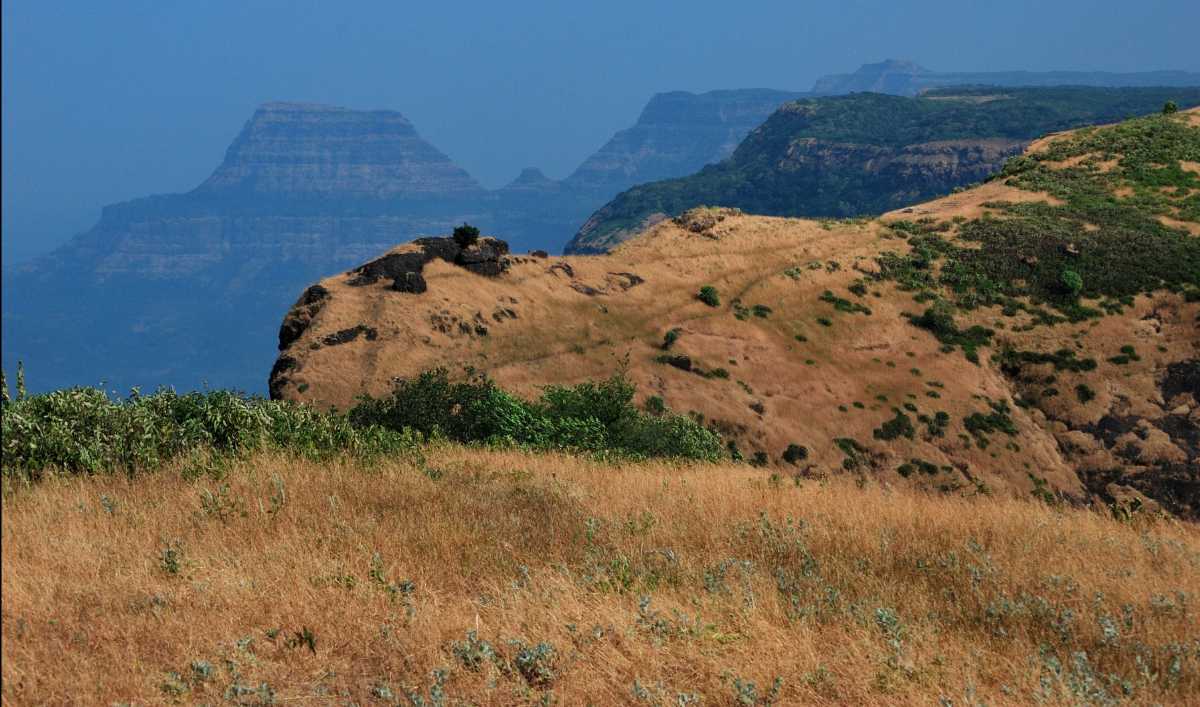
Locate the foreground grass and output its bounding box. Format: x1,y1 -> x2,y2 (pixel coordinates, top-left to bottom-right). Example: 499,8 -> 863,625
3,447 -> 1198,705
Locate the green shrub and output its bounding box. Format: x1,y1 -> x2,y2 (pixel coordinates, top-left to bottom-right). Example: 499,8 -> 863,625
350,369 -> 722,461
1076,383 -> 1097,403
697,286 -> 721,307
452,222 -> 480,248
782,444 -> 808,465
1162,100 -> 1178,115
874,410 -> 915,441
1060,269 -> 1084,298
2,383 -> 413,481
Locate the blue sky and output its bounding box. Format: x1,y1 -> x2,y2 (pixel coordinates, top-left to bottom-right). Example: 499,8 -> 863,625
3,0 -> 1198,262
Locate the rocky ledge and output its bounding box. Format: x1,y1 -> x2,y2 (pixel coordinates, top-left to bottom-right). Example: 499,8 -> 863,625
269,234 -> 511,398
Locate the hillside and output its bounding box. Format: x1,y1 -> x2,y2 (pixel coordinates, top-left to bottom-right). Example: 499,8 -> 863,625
272,108 -> 1200,518
566,87 -> 1200,254
5,446 -> 1199,704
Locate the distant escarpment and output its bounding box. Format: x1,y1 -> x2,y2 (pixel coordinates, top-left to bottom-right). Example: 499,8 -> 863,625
811,59 -> 1200,97
566,86 -> 1200,253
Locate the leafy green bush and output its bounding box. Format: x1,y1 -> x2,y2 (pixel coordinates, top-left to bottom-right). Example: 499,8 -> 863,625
349,369 -> 723,461
2,382 -> 413,481
697,286 -> 721,307
1060,269 -> 1084,298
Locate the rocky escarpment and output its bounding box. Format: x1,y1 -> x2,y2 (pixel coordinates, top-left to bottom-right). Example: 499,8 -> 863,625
812,59 -> 1200,97
562,89 -> 805,194
566,86 -> 1200,253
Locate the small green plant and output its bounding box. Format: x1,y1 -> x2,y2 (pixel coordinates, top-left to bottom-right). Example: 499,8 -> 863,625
1060,269 -> 1084,298
510,640 -> 557,687
1162,100 -> 1178,115
1076,383 -> 1097,403
159,542 -> 183,576
287,626 -> 317,654
661,328 -> 683,350
697,286 -> 721,307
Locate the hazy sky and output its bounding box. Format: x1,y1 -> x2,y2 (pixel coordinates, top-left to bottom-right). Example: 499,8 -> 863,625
3,0 -> 1198,262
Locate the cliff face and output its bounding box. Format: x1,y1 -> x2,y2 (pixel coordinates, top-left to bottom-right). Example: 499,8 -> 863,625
563,89 -> 805,193
565,87 -> 1200,254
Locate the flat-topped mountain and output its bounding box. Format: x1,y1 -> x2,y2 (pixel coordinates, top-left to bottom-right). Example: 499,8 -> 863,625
567,87 -> 1200,253
197,102 -> 484,198
271,108 -> 1200,518
813,59 -> 1200,96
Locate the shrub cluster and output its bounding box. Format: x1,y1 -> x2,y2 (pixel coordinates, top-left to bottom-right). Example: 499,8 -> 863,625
1,384 -> 411,481
348,369 -> 723,461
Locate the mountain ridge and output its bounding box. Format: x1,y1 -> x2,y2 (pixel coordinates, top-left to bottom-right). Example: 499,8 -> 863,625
269,107 -> 1200,517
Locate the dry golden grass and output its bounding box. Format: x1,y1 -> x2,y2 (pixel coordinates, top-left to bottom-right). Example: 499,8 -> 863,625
4,446 -> 1199,705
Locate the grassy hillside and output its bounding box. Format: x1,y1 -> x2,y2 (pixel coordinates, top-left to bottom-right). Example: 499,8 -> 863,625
4,447 -> 1199,704
270,108 -> 1199,519
567,87 -> 1200,253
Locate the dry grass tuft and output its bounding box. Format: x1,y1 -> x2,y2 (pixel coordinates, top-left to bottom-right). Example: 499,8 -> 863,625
4,446 -> 1199,704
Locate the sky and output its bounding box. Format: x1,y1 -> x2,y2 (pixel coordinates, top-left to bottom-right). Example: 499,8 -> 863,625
3,0 -> 1198,263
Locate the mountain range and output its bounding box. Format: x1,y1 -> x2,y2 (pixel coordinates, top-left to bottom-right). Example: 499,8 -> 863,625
4,61 -> 1199,394
566,86 -> 1200,253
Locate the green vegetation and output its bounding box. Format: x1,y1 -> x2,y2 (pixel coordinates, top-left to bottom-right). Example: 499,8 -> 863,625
452,222 -> 480,248
782,444 -> 808,465
661,328 -> 683,350
873,410 -> 916,441
571,87 -> 1200,252
3,368 -> 725,481
963,400 -> 1018,448
1076,383 -> 1097,403
907,304 -> 993,363
697,286 -> 721,307
998,348 -> 1098,374
2,385 -> 414,482
819,290 -> 872,315
350,370 -> 724,461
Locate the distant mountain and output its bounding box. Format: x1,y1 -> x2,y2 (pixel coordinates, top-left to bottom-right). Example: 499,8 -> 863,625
813,59 -> 1200,96
565,87 -> 1200,253
3,92 -> 809,393
562,89 -> 806,193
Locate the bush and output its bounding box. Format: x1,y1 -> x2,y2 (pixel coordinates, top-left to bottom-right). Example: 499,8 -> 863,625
1162,100 -> 1178,115
697,286 -> 720,307
1060,269 -> 1084,298
452,223 -> 480,248
782,444 -> 808,465
351,368 -> 723,461
2,383 -> 413,481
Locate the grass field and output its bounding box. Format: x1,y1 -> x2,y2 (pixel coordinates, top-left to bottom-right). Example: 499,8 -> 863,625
4,445 -> 1198,705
